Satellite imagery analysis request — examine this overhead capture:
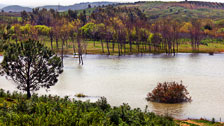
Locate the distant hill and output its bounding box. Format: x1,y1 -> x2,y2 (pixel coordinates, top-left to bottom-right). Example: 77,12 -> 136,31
0,4 -> 7,9
117,1 -> 224,21
2,5 -> 32,12
1,2 -> 117,12
40,2 -> 117,11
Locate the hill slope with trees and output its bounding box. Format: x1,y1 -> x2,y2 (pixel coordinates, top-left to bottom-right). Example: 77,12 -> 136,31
117,1 -> 224,21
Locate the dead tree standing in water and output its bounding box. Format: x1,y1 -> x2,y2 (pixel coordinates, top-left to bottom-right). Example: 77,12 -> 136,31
77,31 -> 83,65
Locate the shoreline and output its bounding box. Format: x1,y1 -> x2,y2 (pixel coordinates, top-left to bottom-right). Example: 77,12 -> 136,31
0,87 -> 223,125
56,51 -> 224,56
1,52 -> 224,58
175,118 -> 224,125
1,46 -> 224,57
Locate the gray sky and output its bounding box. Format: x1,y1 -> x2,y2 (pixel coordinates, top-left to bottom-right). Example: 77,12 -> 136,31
0,0 -> 224,7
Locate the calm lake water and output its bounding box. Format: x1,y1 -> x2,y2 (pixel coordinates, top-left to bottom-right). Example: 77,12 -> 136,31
0,53 -> 224,120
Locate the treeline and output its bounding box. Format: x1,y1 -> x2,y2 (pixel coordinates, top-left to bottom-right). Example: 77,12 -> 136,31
1,6 -> 224,63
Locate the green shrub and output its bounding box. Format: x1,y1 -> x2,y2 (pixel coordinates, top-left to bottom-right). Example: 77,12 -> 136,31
75,93 -> 87,98
0,89 -> 177,125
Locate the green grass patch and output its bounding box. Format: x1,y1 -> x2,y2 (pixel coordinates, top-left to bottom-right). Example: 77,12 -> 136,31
193,119 -> 223,126
3,37 -> 224,56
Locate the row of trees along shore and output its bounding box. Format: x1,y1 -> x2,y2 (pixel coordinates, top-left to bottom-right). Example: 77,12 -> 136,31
1,6 -> 224,64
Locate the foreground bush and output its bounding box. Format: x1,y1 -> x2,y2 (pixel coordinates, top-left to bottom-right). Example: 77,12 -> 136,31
0,89 -> 177,126
146,81 -> 191,103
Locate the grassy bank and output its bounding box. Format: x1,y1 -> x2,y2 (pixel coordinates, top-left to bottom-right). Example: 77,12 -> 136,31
0,89 -> 223,126
176,119 -> 223,126
1,39 -> 224,56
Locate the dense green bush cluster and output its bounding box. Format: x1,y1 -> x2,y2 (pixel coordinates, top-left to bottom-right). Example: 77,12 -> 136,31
0,89 -> 177,125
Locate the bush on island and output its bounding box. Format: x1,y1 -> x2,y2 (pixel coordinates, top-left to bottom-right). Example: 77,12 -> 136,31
146,81 -> 191,103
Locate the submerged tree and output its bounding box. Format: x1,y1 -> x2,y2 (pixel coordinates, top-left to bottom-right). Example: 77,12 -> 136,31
0,40 -> 63,98
146,81 -> 191,103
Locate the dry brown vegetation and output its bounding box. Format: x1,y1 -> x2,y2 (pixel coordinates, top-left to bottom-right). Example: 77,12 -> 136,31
146,81 -> 191,104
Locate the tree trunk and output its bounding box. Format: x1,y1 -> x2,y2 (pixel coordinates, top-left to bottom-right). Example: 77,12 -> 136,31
129,40 -> 132,53
56,38 -> 59,50
26,61 -> 31,99
79,55 -> 83,65
27,88 -> 31,99
118,41 -> 121,56
66,40 -> 68,47
72,38 -> 76,55
50,36 -> 53,50
148,44 -> 151,53
137,41 -> 140,53
106,40 -> 110,55
173,41 -> 175,56
61,39 -> 64,67
123,41 -> 126,54
112,41 -> 115,52
120,43 -> 123,54
100,39 -> 104,53
78,41 -> 83,65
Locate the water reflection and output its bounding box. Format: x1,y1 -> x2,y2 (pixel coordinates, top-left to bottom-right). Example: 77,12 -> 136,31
189,53 -> 200,57
148,102 -> 188,118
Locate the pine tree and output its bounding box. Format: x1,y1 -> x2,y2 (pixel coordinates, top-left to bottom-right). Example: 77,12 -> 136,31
0,40 -> 63,98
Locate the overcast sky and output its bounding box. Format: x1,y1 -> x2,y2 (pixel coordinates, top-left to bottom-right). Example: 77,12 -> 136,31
0,0 -> 224,7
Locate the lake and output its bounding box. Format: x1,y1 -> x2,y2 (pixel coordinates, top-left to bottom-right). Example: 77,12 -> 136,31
0,53 -> 224,120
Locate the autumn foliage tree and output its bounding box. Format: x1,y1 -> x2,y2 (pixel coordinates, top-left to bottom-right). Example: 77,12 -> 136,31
2,6 -> 223,57
146,81 -> 191,103
0,40 -> 63,98
190,19 -> 204,51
